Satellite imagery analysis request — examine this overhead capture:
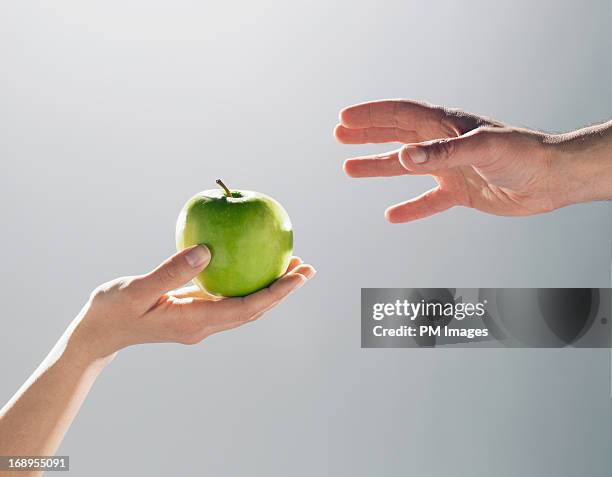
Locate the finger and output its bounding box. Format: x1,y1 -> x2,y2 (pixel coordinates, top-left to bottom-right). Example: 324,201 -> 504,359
334,124 -> 421,144
131,245 -> 211,302
343,151 -> 413,178
287,263 -> 316,280
231,264 -> 316,323
242,264 -> 316,317
202,264 -> 315,325
286,256 -> 303,273
385,187 -> 457,223
339,99 -> 489,138
397,127 -> 503,174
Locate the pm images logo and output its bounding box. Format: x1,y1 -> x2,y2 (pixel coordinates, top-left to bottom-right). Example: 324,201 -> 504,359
361,288 -> 611,348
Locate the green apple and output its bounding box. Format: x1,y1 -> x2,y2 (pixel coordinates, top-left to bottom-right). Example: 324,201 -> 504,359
176,179 -> 293,297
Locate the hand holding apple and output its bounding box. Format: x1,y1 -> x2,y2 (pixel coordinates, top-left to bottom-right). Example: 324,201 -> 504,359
67,245 -> 314,360
0,246 -> 314,460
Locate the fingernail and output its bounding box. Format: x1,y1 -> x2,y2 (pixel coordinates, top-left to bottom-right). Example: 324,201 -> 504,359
404,145 -> 427,164
185,245 -> 210,268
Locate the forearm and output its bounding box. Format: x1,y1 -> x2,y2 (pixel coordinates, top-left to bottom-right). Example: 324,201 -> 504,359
0,319 -> 111,476
549,120 -> 612,207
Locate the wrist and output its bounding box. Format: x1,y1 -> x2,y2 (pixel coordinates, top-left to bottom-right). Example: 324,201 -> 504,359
60,313 -> 118,371
62,335 -> 116,372
548,121 -> 612,208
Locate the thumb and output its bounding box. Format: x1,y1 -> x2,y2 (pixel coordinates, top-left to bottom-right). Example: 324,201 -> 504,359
134,245 -> 211,300
398,127 -> 499,173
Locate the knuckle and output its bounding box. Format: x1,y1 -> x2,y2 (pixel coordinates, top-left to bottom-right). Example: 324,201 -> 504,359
429,138 -> 456,161
89,277 -> 127,304
121,276 -> 144,298
89,276 -> 141,310
117,276 -> 138,294
159,260 -> 182,287
438,111 -> 461,137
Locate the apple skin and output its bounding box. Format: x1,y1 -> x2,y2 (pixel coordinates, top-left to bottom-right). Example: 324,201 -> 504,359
176,188 -> 293,297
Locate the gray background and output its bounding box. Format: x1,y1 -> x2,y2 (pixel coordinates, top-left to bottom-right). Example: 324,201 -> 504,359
1,0 -> 611,475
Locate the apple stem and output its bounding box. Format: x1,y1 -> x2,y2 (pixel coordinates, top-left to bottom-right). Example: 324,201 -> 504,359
216,178 -> 231,197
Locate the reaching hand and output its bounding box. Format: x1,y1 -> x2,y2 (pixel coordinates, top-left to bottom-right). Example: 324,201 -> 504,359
69,245 -> 315,360
335,99 -> 612,223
